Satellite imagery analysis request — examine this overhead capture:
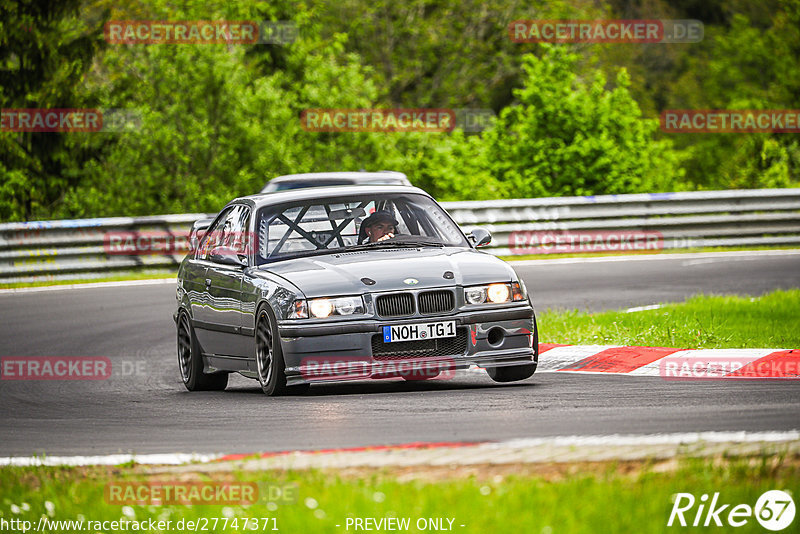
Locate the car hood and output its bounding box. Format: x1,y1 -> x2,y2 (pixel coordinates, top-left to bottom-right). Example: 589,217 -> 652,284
259,247 -> 516,297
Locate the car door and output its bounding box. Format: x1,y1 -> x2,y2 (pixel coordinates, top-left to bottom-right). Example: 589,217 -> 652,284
192,206 -> 245,357
184,207 -> 233,353
180,218 -> 214,333
204,204 -> 252,358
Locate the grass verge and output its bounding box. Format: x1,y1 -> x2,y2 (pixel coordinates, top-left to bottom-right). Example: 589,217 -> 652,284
537,289 -> 800,349
0,456 -> 797,533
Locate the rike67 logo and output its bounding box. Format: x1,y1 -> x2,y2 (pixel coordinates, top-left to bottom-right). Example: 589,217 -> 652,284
668,490 -> 795,530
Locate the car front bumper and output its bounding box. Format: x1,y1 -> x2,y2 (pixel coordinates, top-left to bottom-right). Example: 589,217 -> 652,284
278,304 -> 537,386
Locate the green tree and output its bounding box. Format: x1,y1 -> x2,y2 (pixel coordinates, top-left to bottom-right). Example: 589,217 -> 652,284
479,45 -> 682,198
60,2 -> 401,216
666,5 -> 800,189
0,0 -> 108,221
313,0 -> 595,110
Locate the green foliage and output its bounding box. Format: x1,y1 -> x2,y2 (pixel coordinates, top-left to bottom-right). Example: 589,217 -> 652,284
2,459 -> 799,534
1,0 -> 798,222
665,5 -> 800,190
313,0 -> 594,110
53,0 -> 510,215
0,0 -> 108,221
380,130 -> 501,201
478,46 -> 683,197
58,5 -> 392,216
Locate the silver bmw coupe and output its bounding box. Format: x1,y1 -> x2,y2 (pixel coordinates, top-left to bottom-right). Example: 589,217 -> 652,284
175,185 -> 538,395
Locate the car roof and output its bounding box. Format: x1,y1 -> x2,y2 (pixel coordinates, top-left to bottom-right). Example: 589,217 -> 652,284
267,171 -> 409,184
228,185 -> 434,210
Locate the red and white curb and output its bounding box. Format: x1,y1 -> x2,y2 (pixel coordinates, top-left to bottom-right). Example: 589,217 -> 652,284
196,432 -> 800,471
528,344 -> 800,379
3,432 -> 797,468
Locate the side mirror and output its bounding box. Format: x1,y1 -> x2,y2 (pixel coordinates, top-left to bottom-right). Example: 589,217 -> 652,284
209,246 -> 248,267
467,227 -> 492,248
189,218 -> 214,253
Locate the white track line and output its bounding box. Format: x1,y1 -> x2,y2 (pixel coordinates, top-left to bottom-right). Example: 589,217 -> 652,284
625,304 -> 664,313
510,249 -> 800,266
0,278 -> 175,295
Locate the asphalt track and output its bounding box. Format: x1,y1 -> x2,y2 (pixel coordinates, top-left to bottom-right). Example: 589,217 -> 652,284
0,251 -> 798,457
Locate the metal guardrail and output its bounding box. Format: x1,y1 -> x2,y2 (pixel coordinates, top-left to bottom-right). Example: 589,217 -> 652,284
0,214 -> 210,284
447,189 -> 800,256
1,189 -> 799,283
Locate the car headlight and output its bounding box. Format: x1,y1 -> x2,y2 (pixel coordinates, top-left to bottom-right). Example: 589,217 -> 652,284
464,282 -> 525,305
487,283 -> 510,303
288,296 -> 365,319
309,298 -> 334,318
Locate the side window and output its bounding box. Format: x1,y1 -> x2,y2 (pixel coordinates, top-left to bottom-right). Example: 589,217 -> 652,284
196,207 -> 236,260
226,206 -> 251,255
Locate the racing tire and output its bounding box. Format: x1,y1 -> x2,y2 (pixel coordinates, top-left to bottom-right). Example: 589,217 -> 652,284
255,307 -> 289,396
486,315 -> 539,383
177,311 -> 228,391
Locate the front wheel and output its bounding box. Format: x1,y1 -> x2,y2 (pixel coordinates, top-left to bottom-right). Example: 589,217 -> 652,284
486,316 -> 539,383
255,308 -> 289,396
177,311 -> 228,391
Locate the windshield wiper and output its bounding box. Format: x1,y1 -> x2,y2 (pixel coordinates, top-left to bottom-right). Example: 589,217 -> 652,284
378,240 -> 444,248
345,239 -> 444,252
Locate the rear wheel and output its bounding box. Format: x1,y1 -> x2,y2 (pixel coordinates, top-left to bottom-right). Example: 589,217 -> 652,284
486,315 -> 539,383
177,311 -> 228,391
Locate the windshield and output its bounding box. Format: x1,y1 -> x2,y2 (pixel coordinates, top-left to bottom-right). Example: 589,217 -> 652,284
254,193 -> 468,264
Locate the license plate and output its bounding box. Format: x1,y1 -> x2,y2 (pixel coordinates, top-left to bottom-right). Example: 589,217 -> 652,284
382,321 -> 456,343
